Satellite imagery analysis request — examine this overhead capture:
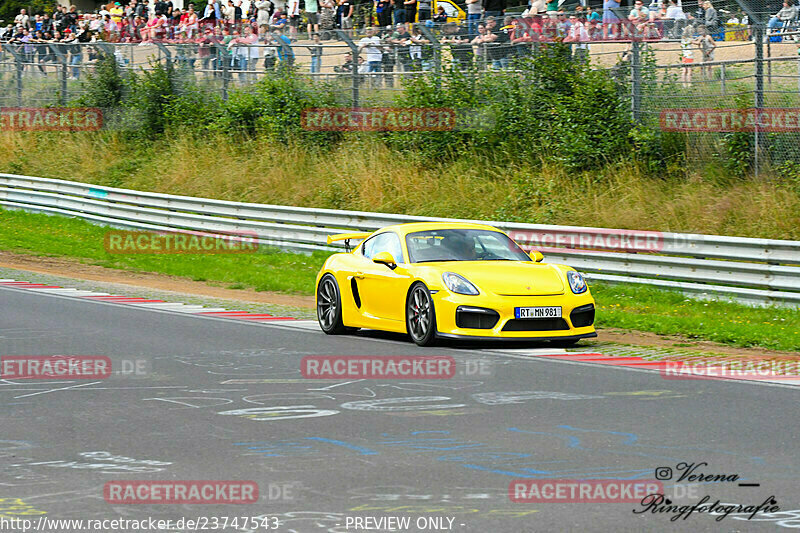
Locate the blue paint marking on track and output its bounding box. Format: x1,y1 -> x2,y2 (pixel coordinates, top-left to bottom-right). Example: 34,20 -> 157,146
305,437 -> 380,455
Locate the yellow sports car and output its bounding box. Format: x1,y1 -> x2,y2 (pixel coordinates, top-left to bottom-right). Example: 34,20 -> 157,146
315,222 -> 596,346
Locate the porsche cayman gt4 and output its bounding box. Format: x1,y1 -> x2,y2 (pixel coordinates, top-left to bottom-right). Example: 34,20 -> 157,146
315,222 -> 597,346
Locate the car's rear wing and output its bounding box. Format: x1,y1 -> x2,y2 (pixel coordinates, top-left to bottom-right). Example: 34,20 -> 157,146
326,232 -> 371,251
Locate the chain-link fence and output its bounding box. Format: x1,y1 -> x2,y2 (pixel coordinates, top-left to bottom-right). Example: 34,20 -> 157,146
2,10 -> 800,175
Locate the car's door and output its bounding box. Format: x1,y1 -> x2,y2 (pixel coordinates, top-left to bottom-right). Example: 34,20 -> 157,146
355,232 -> 412,324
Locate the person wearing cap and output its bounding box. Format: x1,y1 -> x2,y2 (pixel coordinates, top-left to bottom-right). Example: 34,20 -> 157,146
111,2 -> 125,26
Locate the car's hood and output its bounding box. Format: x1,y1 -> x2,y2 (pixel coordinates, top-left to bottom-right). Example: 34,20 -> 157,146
442,261 -> 565,296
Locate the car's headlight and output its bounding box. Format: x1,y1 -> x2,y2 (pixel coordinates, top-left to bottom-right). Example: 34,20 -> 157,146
567,270 -> 587,294
442,272 -> 480,295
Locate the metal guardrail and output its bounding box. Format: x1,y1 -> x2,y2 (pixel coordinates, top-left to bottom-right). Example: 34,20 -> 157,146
1,173 -> 799,306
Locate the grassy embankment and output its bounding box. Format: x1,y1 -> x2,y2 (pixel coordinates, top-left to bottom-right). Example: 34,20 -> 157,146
2,132 -> 799,240
1,209 -> 798,352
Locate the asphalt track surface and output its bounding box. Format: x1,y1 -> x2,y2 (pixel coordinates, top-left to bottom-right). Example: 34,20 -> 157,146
2,285 -> 800,533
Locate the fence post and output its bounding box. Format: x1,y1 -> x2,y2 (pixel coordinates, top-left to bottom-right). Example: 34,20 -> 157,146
4,45 -> 25,106
336,30 -> 360,108
417,24 -> 441,89
753,24 -> 765,178
154,42 -> 173,70
212,43 -> 230,100
630,39 -> 641,123
720,62 -> 726,96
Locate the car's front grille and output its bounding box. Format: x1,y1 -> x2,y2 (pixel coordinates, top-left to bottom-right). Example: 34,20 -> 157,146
570,304 -> 595,328
456,306 -> 500,329
502,318 -> 570,332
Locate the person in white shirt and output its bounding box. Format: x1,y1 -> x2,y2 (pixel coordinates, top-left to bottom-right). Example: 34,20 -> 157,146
15,9 -> 30,29
287,0 -> 300,40
358,26 -> 383,86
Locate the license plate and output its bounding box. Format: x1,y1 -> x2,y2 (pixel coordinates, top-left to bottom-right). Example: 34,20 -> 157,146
515,306 -> 562,319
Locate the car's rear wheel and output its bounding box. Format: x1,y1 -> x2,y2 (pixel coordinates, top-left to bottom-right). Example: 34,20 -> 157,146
406,283 -> 437,346
317,274 -> 349,334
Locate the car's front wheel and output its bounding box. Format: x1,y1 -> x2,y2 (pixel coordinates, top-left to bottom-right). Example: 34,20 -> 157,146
406,282 -> 437,346
317,274 -> 349,335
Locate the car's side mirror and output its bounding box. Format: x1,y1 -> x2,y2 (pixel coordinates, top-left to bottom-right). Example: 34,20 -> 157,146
529,250 -> 544,262
373,251 -> 397,269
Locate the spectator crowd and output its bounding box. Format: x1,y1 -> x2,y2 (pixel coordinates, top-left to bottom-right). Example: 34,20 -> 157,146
1,0 -> 797,80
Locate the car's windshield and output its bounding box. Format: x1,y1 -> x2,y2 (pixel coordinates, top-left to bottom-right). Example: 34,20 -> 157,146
405,229 -> 531,263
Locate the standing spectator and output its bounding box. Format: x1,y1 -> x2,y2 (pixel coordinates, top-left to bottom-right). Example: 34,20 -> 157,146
65,6 -> 80,33
482,0 -> 505,20
224,0 -> 236,29
694,25 -> 715,78
664,0 -> 685,38
602,0 -> 620,39
257,0 -> 273,33
65,22 -> 92,79
470,22 -> 487,67
185,5 -> 199,37
358,26 -> 383,85
564,14 -> 589,59
306,0 -> 320,34
389,22 -> 412,72
53,6 -> 66,33
201,0 -> 222,31
15,9 -> 31,30
273,0 -> 287,17
337,0 -> 354,35
403,0 -> 417,24
703,0 -> 718,34
680,24 -> 693,87
376,0 -> 392,27
272,27 -> 294,65
287,0 -> 301,39
442,21 -> 473,67
41,13 -> 54,35
307,31 -> 323,72
465,0 -> 481,36
627,0 -> 649,36
111,2 -> 125,27
320,0 -> 336,30
418,0 -> 432,21
483,16 -> 510,69
234,0 -> 244,28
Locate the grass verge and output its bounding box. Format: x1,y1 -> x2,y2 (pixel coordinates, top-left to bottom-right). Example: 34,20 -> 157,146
2,209 -> 798,352
2,131 -> 800,240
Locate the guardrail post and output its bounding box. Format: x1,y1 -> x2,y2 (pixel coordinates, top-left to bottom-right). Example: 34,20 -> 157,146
336,30 -> 360,108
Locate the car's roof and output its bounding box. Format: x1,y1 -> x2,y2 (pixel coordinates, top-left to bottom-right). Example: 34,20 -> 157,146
378,222 -> 501,235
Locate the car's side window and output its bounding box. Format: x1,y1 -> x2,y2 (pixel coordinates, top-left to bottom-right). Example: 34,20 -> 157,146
362,233 -> 404,264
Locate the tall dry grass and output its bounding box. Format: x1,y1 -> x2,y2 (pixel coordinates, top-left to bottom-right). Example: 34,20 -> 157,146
2,131 -> 799,239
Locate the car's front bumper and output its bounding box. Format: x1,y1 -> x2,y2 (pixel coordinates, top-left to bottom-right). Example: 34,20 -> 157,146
431,290 -> 597,340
